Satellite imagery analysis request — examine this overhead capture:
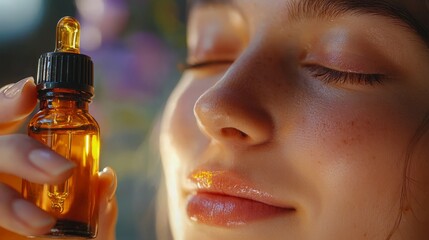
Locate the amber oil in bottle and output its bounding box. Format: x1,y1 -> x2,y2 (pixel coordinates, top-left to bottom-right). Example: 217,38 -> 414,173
22,16 -> 99,238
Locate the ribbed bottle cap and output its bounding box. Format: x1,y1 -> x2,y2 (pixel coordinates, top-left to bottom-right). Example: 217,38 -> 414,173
36,16 -> 94,96
37,52 -> 94,96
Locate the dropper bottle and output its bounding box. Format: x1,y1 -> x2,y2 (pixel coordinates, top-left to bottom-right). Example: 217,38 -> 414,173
22,16 -> 100,238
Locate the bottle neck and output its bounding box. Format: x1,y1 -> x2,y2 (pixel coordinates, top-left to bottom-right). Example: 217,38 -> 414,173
38,89 -> 91,111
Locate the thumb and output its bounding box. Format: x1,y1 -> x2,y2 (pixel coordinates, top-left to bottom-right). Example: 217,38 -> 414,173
96,167 -> 118,240
0,77 -> 37,134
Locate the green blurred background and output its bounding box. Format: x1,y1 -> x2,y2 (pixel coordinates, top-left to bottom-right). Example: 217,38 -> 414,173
0,0 -> 187,239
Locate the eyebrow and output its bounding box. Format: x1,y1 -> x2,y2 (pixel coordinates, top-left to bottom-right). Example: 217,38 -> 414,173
188,0 -> 428,46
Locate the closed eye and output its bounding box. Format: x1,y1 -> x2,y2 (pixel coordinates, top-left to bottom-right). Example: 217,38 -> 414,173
179,60 -> 234,72
304,65 -> 384,86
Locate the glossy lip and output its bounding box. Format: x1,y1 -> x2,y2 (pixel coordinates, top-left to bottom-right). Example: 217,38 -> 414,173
185,170 -> 295,227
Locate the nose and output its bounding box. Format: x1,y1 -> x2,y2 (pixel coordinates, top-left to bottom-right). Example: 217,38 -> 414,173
193,68 -> 274,146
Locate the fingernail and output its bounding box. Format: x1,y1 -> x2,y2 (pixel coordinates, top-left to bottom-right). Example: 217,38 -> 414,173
12,199 -> 55,228
102,167 -> 117,202
29,149 -> 76,176
0,77 -> 34,99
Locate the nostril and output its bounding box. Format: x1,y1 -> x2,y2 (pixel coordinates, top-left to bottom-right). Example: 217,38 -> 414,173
221,127 -> 248,140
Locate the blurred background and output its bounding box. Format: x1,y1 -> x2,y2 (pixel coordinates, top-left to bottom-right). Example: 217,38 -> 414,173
0,0 -> 187,239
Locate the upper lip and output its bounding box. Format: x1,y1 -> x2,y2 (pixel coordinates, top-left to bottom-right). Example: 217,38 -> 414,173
186,169 -> 295,209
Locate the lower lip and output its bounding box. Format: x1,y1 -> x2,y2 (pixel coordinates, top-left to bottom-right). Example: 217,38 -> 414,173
186,193 -> 292,227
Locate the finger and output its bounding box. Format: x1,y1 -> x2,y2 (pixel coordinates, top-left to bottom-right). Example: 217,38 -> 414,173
0,120 -> 24,136
98,167 -> 117,203
96,167 -> 117,240
0,77 -> 37,134
0,183 -> 55,236
97,198 -> 117,240
0,134 -> 75,184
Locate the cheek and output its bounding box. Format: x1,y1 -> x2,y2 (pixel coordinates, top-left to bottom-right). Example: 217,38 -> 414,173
294,92 -> 417,176
161,77 -> 201,168
160,73 -> 220,171
159,75 -> 211,235
305,106 -> 406,190
289,96 -> 418,225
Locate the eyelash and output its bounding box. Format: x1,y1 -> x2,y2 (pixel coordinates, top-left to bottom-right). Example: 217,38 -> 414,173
180,61 -> 384,86
304,65 -> 384,86
178,60 -> 233,71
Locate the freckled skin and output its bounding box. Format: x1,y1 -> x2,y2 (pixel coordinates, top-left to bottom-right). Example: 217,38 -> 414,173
160,0 -> 429,239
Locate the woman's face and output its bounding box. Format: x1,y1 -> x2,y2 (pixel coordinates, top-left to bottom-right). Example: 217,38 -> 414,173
160,0 -> 429,239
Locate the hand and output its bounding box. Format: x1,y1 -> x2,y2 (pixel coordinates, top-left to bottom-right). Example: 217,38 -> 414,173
0,77 -> 117,239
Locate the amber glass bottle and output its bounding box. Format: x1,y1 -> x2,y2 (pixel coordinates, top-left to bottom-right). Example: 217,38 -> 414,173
22,16 -> 99,238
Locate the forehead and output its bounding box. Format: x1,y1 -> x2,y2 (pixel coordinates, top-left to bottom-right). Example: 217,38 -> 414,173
188,0 -> 429,46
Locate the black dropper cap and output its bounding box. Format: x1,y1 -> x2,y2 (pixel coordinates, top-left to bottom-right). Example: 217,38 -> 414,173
36,16 -> 94,96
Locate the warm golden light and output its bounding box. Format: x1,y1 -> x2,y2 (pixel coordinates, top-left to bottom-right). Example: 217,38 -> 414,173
192,171 -> 215,188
